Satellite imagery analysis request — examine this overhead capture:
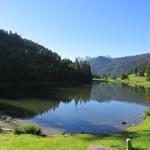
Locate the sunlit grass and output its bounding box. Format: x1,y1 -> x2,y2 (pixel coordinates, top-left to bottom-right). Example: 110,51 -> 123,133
1,117 -> 150,150
102,74 -> 150,88
1,76 -> 150,149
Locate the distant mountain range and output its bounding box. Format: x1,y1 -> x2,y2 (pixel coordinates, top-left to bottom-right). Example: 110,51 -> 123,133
77,55 -> 112,61
88,53 -> 150,76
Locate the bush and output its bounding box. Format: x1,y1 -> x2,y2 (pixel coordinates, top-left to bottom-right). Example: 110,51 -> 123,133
146,72 -> 150,81
144,107 -> 150,118
138,71 -> 144,77
0,122 -> 3,132
14,124 -> 41,135
112,76 -> 117,80
121,73 -> 128,80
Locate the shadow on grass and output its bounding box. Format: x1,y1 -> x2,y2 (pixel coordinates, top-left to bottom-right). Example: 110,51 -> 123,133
69,129 -> 150,150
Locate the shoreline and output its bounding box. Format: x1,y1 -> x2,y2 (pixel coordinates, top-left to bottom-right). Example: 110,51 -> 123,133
93,74 -> 150,88
0,112 -> 144,135
0,114 -> 64,135
0,79 -> 149,136
0,80 -> 150,149
0,115 -> 150,150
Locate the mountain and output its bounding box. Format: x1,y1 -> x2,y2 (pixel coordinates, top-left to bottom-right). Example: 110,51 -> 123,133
89,53 -> 150,76
0,29 -> 92,84
77,55 -> 112,62
77,56 -> 92,61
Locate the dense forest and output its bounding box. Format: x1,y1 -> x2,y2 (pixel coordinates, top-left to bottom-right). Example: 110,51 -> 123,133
0,29 -> 92,85
128,61 -> 150,80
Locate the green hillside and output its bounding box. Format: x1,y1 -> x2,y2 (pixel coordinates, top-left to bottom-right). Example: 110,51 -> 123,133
89,54 -> 150,76
0,29 -> 92,85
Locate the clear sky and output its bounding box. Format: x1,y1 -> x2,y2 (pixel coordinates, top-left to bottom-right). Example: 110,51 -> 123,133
0,0 -> 150,60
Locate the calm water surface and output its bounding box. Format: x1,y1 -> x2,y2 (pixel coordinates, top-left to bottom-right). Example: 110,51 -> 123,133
0,82 -> 150,133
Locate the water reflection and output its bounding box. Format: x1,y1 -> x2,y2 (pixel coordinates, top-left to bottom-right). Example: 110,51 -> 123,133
0,82 -> 150,133
0,83 -> 150,118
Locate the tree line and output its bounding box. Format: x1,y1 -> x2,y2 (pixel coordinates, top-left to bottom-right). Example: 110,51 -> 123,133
0,29 -> 92,85
121,61 -> 150,80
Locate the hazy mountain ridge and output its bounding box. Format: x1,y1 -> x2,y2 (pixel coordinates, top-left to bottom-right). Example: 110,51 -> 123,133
89,53 -> 150,76
77,55 -> 112,62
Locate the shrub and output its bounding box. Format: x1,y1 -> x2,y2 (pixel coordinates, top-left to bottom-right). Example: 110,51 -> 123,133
0,122 -> 3,132
121,73 -> 128,80
138,71 -> 144,77
14,124 -> 41,135
144,107 -> 150,118
112,76 -> 117,80
146,72 -> 150,81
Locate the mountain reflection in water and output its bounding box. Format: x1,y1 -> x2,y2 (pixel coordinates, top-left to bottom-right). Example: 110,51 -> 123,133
0,82 -> 150,133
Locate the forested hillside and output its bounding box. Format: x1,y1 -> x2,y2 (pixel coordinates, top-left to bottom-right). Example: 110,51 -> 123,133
0,29 -> 92,84
129,61 -> 150,80
89,54 -> 150,76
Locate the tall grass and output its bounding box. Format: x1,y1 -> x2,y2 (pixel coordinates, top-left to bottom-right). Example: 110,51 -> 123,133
14,124 -> 41,135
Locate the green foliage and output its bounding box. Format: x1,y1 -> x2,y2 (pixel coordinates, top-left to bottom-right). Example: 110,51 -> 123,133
14,124 -> 41,135
132,61 -> 150,79
0,122 -> 3,132
121,73 -> 128,80
112,76 -> 117,80
138,70 -> 145,77
0,29 -> 92,84
92,75 -> 102,79
146,71 -> 150,81
145,107 -> 150,117
1,117 -> 150,150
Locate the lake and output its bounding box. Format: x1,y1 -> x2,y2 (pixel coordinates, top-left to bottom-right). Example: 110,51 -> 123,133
0,82 -> 150,134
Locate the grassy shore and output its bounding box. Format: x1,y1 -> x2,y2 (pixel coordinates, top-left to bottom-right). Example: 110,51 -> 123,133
107,74 -> 150,88
1,76 -> 150,150
0,116 -> 150,150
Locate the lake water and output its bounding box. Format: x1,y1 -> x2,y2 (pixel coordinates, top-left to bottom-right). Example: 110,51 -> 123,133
0,82 -> 150,134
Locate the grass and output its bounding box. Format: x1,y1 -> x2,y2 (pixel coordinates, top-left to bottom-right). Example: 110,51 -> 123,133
0,117 -> 150,150
14,124 -> 41,135
145,107 -> 150,117
0,76 -> 150,150
118,74 -> 150,87
95,74 -> 150,88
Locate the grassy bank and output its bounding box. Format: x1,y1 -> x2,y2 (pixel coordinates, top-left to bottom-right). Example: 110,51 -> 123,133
0,116 -> 150,150
0,77 -> 150,150
114,74 -> 150,87
95,74 -> 150,88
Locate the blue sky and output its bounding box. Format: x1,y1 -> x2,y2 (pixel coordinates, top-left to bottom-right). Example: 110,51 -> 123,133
0,0 -> 150,60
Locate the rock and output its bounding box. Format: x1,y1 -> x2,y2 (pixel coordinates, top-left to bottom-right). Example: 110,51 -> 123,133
131,123 -> 136,126
5,116 -> 12,122
1,115 -> 7,120
2,128 -> 12,132
0,115 -> 12,122
12,120 -> 16,124
122,121 -> 127,125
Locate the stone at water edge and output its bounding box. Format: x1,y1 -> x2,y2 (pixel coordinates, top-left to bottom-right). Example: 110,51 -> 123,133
1,128 -> 12,132
122,121 -> 127,125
